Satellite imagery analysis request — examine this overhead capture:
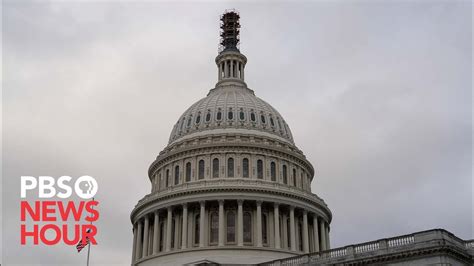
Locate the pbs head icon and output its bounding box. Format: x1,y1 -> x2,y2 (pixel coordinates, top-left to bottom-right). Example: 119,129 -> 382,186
75,176 -> 98,199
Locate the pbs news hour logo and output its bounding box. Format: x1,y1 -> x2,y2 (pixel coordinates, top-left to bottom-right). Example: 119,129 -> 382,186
20,176 -> 99,247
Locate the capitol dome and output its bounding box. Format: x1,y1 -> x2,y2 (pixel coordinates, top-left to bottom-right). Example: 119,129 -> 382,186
169,86 -> 294,145
131,11 -> 332,266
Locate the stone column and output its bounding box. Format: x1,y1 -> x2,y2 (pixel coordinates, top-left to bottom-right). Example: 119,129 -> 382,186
237,200 -> 244,246
199,201 -> 206,247
148,224 -> 153,256
218,200 -> 225,246
282,213 -> 287,249
224,61 -> 228,78
289,206 -> 296,251
237,61 -> 240,78
274,203 -> 281,249
313,216 -> 320,252
319,219 -> 326,250
153,212 -> 159,254
142,216 -> 149,257
256,201 -> 263,247
303,211 -> 309,253
173,213 -> 179,249
181,204 -> 188,249
136,220 -> 143,259
230,60 -> 234,78
132,224 -> 137,262
166,207 -> 172,251
218,63 -> 222,81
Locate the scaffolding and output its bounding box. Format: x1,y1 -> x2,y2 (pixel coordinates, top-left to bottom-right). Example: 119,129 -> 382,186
219,9 -> 241,53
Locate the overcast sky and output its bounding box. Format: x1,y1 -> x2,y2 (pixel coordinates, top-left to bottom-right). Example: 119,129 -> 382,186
2,1 -> 472,265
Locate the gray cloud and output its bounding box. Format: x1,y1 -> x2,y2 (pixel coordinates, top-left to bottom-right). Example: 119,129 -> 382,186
2,1 -> 472,265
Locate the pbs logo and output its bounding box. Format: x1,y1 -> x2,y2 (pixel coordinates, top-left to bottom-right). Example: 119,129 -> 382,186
21,176 -> 98,199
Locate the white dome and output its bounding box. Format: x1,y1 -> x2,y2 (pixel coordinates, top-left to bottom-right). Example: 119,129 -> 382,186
168,85 -> 294,145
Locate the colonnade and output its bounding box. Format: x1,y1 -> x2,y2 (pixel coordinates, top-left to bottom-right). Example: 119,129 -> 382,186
132,199 -> 330,262
218,58 -> 245,81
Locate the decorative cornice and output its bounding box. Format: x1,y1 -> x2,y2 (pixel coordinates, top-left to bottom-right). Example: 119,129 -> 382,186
130,179 -> 332,223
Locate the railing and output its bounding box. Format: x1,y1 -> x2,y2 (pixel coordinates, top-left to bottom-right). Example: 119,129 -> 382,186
388,235 -> 414,247
258,229 -> 474,266
354,241 -> 379,254
328,246 -> 347,257
466,240 -> 474,249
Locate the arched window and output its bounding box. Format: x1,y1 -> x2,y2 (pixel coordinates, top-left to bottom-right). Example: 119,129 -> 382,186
262,213 -> 268,244
195,114 -> 201,124
216,110 -> 222,121
239,110 -> 245,120
228,110 -> 233,120
282,165 -> 288,184
205,112 -> 211,122
300,172 -> 304,189
250,112 -> 256,122
226,211 -> 236,243
243,212 -> 252,243
194,214 -> 200,245
198,160 -> 205,179
174,165 -> 180,185
185,162 -> 191,182
227,158 -> 234,177
242,158 -> 249,178
270,162 -> 276,181
210,212 -> 219,244
257,160 -> 263,179
270,117 -> 275,127
166,169 -> 169,187
260,114 -> 266,124
292,169 -> 296,187
212,158 -> 219,178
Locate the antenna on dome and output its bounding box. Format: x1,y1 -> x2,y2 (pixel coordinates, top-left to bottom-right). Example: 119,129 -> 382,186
219,9 -> 240,53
